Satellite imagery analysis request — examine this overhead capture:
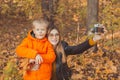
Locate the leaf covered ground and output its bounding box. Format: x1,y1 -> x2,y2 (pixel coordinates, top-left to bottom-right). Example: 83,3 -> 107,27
0,18 -> 120,80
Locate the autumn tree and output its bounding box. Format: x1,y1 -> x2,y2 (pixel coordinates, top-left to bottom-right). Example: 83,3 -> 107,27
41,0 -> 59,24
86,0 -> 99,29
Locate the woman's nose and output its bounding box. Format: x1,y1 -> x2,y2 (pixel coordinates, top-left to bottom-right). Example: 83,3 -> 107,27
53,35 -> 57,39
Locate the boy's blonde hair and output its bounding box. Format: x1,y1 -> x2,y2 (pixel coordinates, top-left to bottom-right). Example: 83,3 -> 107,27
32,18 -> 49,28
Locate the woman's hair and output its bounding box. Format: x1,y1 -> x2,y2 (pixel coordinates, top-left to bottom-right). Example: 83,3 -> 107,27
47,26 -> 66,63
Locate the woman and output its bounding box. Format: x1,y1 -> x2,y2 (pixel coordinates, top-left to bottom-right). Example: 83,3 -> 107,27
47,26 -> 104,80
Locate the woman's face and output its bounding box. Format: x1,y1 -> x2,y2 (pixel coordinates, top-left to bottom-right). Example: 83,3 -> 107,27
48,29 -> 60,46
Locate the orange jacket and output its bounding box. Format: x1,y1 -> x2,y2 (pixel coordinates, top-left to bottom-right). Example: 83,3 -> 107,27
16,31 -> 56,80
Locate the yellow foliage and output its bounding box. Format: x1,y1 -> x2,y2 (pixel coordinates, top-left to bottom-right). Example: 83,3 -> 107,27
73,14 -> 78,22
0,0 -> 120,80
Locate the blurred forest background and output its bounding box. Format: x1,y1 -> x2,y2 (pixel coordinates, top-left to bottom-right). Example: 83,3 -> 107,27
0,0 -> 120,80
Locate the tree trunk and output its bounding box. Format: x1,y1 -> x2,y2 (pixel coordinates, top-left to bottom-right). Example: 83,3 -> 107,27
41,0 -> 59,23
87,0 -> 99,29
86,0 -> 99,52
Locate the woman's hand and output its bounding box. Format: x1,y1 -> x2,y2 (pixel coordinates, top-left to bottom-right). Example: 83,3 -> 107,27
93,34 -> 103,41
93,25 -> 107,42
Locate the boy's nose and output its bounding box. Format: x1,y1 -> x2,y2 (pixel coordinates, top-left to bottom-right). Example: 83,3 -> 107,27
39,31 -> 42,33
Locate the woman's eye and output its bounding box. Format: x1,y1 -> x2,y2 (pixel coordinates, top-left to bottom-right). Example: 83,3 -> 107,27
55,34 -> 59,36
49,34 -> 54,37
49,33 -> 59,37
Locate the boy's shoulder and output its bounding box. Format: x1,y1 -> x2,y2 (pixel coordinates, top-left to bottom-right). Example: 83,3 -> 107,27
44,39 -> 53,46
45,39 -> 51,44
21,37 -> 29,41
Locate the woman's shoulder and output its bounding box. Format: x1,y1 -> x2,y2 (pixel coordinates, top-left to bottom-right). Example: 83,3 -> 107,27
61,40 -> 69,48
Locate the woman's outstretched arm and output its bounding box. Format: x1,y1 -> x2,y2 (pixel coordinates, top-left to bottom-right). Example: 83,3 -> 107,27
61,39 -> 96,56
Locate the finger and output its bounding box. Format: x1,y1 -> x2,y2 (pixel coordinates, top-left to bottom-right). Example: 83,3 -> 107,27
103,26 -> 108,34
38,58 -> 42,64
35,60 -> 38,64
35,54 -> 40,64
38,58 -> 41,64
40,57 -> 43,63
35,59 -> 39,64
29,59 -> 35,63
104,29 -> 108,34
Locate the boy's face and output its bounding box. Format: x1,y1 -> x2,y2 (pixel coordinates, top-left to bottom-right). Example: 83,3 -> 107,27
33,23 -> 47,39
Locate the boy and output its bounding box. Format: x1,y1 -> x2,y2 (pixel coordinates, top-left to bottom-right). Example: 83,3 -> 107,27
16,18 -> 56,80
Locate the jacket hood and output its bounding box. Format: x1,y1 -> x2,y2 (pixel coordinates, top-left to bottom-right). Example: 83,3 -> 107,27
27,30 -> 47,42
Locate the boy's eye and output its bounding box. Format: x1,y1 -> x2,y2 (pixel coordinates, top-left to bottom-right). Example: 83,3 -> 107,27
36,29 -> 39,31
41,29 -> 45,31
